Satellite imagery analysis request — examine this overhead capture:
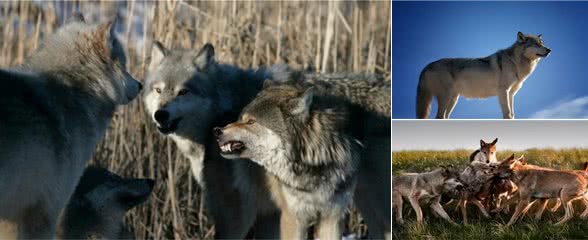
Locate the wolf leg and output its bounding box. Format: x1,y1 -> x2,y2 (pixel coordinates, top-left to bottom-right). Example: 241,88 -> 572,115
431,196 -> 458,225
579,198 -> 588,219
280,209 -> 306,240
535,199 -> 549,220
393,192 -> 404,224
555,199 -> 574,226
253,211 -> 281,238
508,85 -> 520,118
317,210 -> 344,240
443,94 -> 460,118
472,199 -> 490,218
499,91 -> 513,119
550,199 -> 562,212
409,194 -> 424,224
506,197 -> 530,226
435,94 -> 448,119
17,202 -> 56,239
459,199 -> 468,225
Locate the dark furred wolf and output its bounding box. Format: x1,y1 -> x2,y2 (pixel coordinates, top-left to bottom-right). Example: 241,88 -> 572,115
144,42 -> 291,238
215,73 -> 391,239
0,14 -> 141,238
57,166 -> 154,239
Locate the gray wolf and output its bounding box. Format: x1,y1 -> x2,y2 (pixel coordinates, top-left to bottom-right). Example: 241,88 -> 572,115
393,167 -> 464,225
144,42 -> 288,238
215,74 -> 391,239
456,161 -> 497,224
56,166 -> 154,239
0,14 -> 141,238
496,155 -> 588,226
417,32 -> 551,119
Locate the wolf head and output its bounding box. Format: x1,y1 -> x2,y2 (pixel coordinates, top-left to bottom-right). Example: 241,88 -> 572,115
495,154 -> 526,178
439,166 -> 464,194
26,13 -> 141,106
214,83 -> 317,161
144,42 -> 219,137
515,32 -> 551,60
57,166 -> 155,239
479,138 -> 498,164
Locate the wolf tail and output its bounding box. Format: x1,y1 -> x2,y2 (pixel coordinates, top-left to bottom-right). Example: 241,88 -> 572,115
582,162 -> 588,172
416,71 -> 432,119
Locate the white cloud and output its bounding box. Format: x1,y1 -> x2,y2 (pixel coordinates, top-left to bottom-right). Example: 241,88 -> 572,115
530,96 -> 588,119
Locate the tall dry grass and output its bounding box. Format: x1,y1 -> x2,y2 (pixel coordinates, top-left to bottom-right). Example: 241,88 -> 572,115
0,1 -> 391,239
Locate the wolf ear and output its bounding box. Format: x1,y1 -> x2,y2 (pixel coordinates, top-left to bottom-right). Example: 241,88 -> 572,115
112,179 -> 155,210
291,87 -> 315,117
491,138 -> 498,145
517,31 -> 526,43
194,43 -> 215,71
96,16 -> 118,50
538,34 -> 542,38
66,13 -> 85,24
480,139 -> 486,147
149,41 -> 168,71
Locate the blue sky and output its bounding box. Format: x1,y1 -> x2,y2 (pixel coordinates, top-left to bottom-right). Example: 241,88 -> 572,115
392,1 -> 588,119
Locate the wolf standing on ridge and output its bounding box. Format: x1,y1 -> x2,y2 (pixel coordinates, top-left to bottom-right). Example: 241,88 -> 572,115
0,14 -> 141,238
417,32 -> 551,119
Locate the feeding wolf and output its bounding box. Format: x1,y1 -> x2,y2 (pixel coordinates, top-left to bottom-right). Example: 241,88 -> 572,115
0,14 -> 141,238
417,32 -> 551,119
215,74 -> 391,239
57,166 -> 154,239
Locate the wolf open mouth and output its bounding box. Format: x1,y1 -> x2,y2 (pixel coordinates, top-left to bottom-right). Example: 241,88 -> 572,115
157,118 -> 182,134
536,53 -> 548,57
219,140 -> 246,154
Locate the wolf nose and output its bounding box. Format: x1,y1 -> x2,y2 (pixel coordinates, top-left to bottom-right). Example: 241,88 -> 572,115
546,48 -> 552,54
154,110 -> 169,123
137,82 -> 143,91
213,127 -> 223,137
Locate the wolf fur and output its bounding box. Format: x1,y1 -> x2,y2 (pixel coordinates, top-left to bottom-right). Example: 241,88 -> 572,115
56,166 -> 154,239
496,155 -> 588,226
215,74 -> 391,239
417,32 -> 551,119
393,167 -> 464,225
143,42 -> 289,238
0,15 -> 141,238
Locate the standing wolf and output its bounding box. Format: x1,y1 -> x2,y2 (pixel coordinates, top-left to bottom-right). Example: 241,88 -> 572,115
417,32 -> 551,119
144,42 -> 288,238
215,74 -> 391,239
0,15 -> 141,238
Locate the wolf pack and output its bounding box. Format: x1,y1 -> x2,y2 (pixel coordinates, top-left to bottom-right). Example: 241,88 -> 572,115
393,138 -> 588,227
0,14 -> 391,239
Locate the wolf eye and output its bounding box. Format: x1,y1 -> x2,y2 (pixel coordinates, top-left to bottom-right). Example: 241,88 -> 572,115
155,88 -> 162,94
246,119 -> 256,125
178,89 -> 189,96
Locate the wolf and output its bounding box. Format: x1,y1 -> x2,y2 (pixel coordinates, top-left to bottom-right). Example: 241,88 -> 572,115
0,14 -> 141,238
417,32 -> 551,119
393,167 -> 464,225
470,138 -> 499,165
496,155 -> 588,226
456,161 -> 497,224
143,42 -> 291,238
214,75 -> 391,239
56,166 -> 154,239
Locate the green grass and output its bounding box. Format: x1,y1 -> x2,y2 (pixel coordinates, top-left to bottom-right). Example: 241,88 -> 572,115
392,148 -> 588,240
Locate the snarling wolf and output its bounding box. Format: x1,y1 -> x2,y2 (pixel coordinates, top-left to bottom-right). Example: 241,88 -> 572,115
393,167 -> 464,225
496,155 -> 588,226
57,166 -> 154,239
144,42 -> 289,238
417,32 -> 551,119
0,14 -> 141,238
215,74 -> 391,239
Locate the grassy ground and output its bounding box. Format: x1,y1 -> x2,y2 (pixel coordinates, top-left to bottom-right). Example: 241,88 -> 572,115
1,1 -> 390,238
393,149 -> 588,240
